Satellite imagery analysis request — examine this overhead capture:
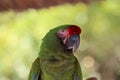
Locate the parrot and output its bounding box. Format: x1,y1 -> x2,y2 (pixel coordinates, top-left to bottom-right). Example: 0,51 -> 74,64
28,25 -> 83,80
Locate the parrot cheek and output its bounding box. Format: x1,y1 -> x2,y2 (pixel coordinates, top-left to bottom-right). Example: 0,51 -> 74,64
65,34 -> 80,52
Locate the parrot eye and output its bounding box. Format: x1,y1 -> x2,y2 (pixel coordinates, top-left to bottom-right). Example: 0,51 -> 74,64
59,29 -> 65,34
57,29 -> 65,38
61,30 -> 65,32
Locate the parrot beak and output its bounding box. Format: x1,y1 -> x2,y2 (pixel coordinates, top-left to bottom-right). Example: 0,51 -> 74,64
64,34 -> 80,52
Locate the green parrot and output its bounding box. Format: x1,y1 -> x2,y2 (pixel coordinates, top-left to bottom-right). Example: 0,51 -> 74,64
28,25 -> 83,80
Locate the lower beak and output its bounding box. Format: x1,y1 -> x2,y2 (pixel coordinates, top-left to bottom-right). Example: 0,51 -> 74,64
65,34 -> 80,52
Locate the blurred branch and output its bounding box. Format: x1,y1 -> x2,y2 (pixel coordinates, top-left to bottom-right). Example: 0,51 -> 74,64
0,0 -> 102,11
86,77 -> 97,80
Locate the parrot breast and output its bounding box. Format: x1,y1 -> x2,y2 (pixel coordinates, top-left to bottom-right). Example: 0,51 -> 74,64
40,56 -> 76,80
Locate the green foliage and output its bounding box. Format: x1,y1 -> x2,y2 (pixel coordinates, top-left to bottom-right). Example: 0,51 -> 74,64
0,0 -> 119,80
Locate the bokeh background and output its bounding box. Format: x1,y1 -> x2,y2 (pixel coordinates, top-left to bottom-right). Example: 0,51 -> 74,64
0,0 -> 120,80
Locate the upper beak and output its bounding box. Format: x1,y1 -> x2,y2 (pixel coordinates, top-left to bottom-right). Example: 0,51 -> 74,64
64,34 -> 80,52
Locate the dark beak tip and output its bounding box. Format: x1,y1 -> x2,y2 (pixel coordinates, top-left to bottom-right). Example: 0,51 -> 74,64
64,34 -> 80,52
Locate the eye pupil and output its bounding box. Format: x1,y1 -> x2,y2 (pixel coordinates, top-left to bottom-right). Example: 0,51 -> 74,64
61,30 -> 64,32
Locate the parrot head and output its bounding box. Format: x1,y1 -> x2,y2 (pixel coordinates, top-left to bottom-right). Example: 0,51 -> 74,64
57,25 -> 81,52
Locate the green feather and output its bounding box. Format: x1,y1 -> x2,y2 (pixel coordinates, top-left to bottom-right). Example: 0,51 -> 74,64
28,25 -> 83,80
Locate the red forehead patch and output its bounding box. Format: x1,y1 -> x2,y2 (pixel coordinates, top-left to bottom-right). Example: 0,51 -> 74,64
67,25 -> 81,36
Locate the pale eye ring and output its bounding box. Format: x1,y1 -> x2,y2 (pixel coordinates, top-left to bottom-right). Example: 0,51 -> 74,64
61,29 -> 65,32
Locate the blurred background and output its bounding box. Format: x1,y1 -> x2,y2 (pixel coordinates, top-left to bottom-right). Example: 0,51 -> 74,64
0,0 -> 120,80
